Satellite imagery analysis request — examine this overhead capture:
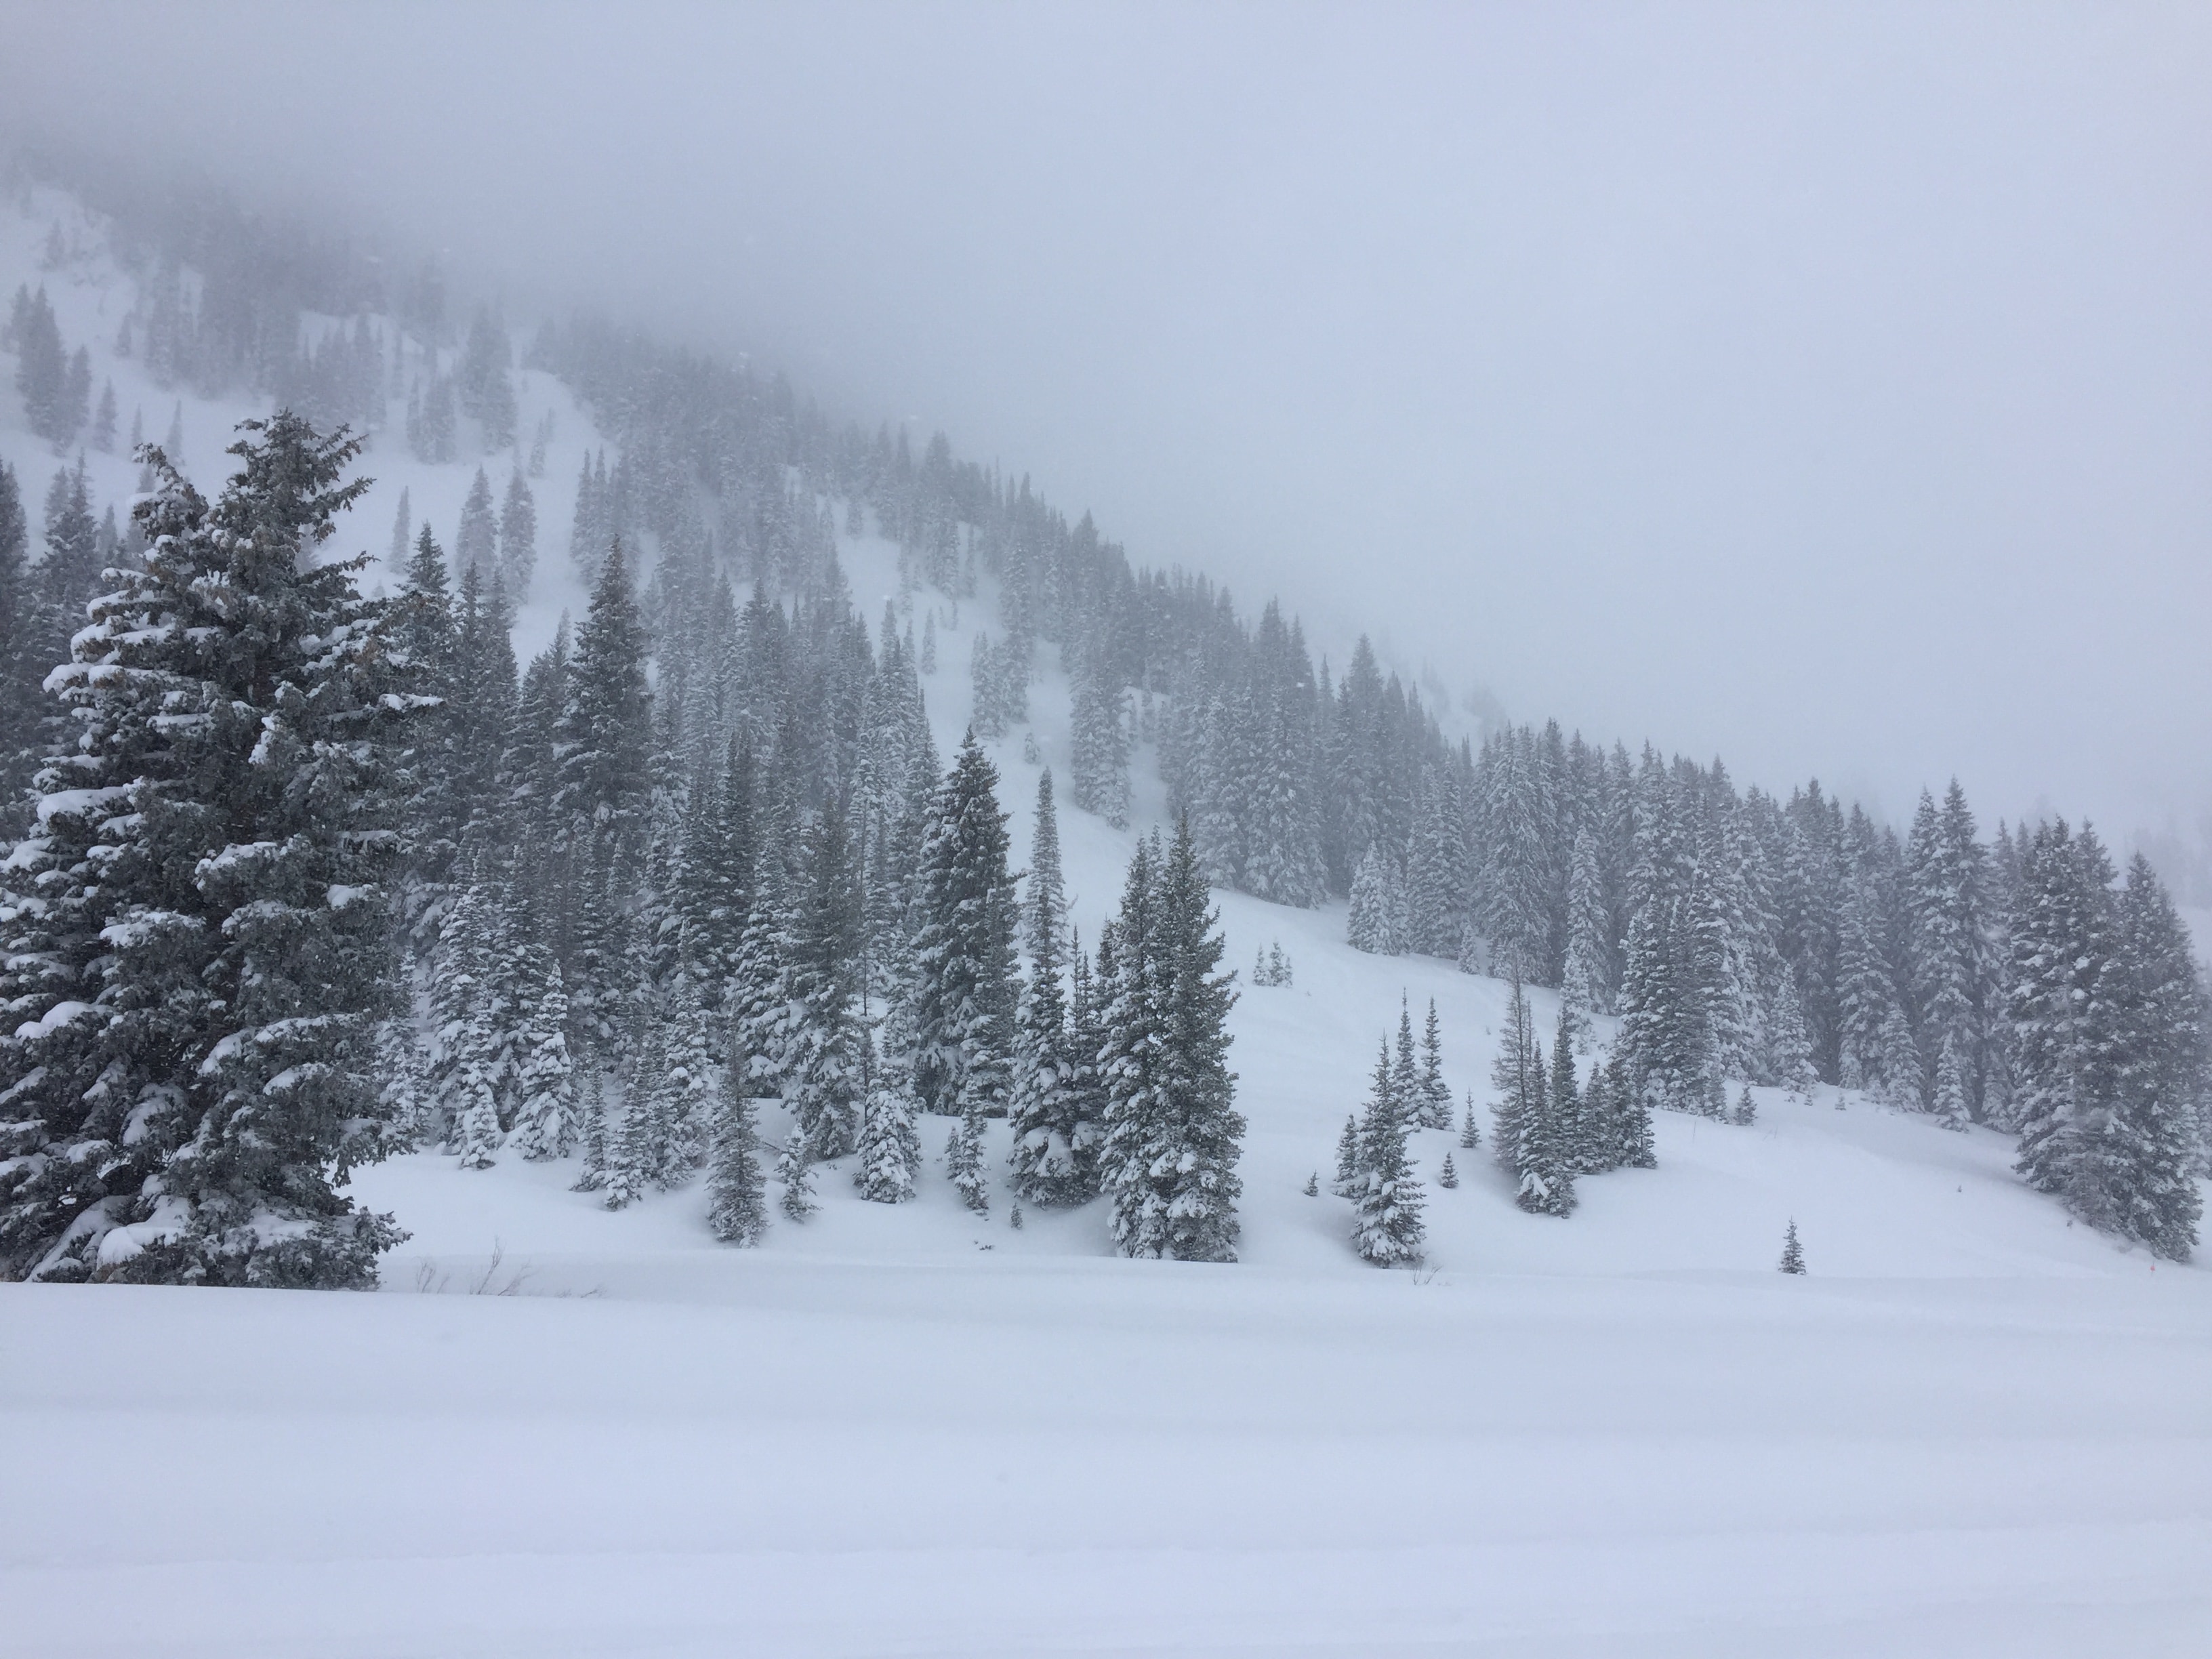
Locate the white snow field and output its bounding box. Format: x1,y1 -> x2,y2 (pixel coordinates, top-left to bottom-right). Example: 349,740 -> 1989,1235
5,188 -> 2212,1658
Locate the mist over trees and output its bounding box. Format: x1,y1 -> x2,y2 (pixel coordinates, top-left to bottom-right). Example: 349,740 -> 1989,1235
0,161 -> 2203,1283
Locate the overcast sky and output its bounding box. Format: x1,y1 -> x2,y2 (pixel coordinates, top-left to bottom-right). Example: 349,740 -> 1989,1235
6,0 -> 2209,856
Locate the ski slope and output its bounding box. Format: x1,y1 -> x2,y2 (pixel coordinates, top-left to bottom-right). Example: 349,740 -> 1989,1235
5,186 -> 2212,1658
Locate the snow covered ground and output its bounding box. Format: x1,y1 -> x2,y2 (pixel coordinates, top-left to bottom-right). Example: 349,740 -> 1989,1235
5,187 -> 2212,1658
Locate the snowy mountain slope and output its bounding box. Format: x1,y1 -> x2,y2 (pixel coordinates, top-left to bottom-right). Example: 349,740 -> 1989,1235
4,185 -> 2211,1658
361,570 -> 2194,1289
0,186 -> 606,661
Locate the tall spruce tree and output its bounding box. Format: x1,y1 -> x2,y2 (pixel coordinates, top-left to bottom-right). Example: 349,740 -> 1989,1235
508,947 -> 577,1160
1351,1036 -> 1426,1265
0,460 -> 35,816
455,466 -> 497,585
1008,770 -> 1094,1204
0,415 -> 417,1285
1099,819 -> 1244,1261
1559,821 -> 1611,1039
855,1067 -> 923,1204
783,795 -> 867,1160
498,466 -> 537,598
708,1031 -> 771,1243
1069,649 -> 1130,829
2109,855 -> 2204,1259
910,731 -> 1020,1121
1416,999 -> 1453,1130
2010,821 -> 2112,1202
1490,977 -> 1574,1216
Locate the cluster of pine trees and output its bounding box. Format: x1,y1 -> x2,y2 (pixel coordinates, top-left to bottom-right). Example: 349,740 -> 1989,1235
0,454 -> 136,819
3,166 -> 2204,1265
1332,1000 -> 1454,1265
0,411 -> 1247,1282
2008,822 -> 2203,1258
1490,980 -> 1654,1219
5,285 -> 91,448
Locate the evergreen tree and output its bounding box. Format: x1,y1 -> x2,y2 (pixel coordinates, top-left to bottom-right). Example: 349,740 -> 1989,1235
1770,974 -> 1821,1105
0,460 -> 36,814
1907,781 -> 1992,1124
1069,650 -> 1129,828
0,415 -> 417,1285
707,1038 -> 771,1244
855,1073 -> 922,1203
451,1029 -> 506,1172
1838,860 -> 1919,1109
571,1048 -> 609,1192
456,308 -> 517,447
969,632 -> 1007,738
393,525 -> 462,919
1332,1111 -> 1361,1195
1098,819 -> 1244,1260
1063,932 -> 1111,1164
36,457 -> 101,684
1438,1151 -> 1458,1188
728,863 -> 791,1107
783,796 -> 867,1159
1346,844 -> 1398,955
1351,1038 -> 1426,1265
411,374 -> 457,463
602,1017 -> 666,1209
12,287 -> 70,445
455,466 -> 497,584
910,732 -> 1020,1121
1616,760 -> 1718,1116
1559,821 -> 1611,1040
1416,998 -> 1453,1129
1459,1092 -> 1481,1150
660,975 -> 717,1176
1779,1219 -> 1806,1274
1383,998 -> 1414,1113
2010,821 -> 2125,1229
498,466 -> 537,598
1549,1007 -> 1588,1172
428,858 -> 507,1160
556,538 -> 653,872
946,1102 -> 989,1214
2109,855 -> 2205,1260
776,1127 -> 818,1221
1479,726 -> 1553,981
508,953 -> 576,1160
1008,771 -> 1094,1204
388,487 -> 411,573
1612,1057 -> 1657,1169
375,1015 -> 433,1148
61,347 -> 90,450
1404,762 -> 1468,954
1490,979 -> 1575,1216
569,452 -> 605,582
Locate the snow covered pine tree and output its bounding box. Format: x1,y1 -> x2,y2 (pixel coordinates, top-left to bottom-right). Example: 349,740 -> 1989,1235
0,415 -> 422,1286
1098,821 -> 1244,1260
1351,1037 -> 1425,1265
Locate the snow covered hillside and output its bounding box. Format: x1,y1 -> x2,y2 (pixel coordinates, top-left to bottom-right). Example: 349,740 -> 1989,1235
0,185 -> 607,661
4,185 -> 2211,1657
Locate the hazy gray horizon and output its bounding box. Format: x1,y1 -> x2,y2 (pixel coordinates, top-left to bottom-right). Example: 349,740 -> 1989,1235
5,0 -> 2208,865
